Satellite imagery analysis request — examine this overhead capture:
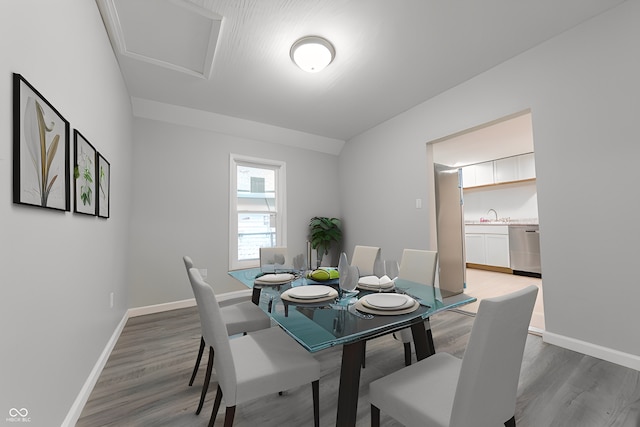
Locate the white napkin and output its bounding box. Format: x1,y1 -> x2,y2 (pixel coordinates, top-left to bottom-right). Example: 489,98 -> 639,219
358,275 -> 395,287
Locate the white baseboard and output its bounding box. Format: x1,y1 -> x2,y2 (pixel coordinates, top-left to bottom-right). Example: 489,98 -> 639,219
61,311 -> 129,427
543,331 -> 640,371
127,298 -> 196,318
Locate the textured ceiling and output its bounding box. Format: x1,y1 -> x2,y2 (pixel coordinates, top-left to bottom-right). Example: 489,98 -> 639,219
97,0 -> 624,142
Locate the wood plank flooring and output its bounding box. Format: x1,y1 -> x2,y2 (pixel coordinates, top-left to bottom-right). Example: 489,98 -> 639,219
77,306 -> 640,427
460,268 -> 545,331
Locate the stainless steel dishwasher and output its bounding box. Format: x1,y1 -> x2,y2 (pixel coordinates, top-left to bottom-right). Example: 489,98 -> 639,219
508,225 -> 541,277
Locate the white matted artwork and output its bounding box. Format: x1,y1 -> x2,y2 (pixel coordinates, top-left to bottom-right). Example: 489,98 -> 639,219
73,130 -> 97,216
97,153 -> 110,219
12,73 -> 70,211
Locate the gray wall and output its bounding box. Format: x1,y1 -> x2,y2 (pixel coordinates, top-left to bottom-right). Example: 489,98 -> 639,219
128,117 -> 341,307
340,1 -> 640,365
0,1 -> 134,425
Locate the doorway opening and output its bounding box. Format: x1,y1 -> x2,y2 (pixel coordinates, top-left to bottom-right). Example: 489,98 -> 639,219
429,110 -> 544,333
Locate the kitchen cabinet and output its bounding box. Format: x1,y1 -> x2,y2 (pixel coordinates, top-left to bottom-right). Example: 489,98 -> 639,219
485,234 -> 510,267
494,156 -> 518,183
495,153 -> 536,183
462,153 -> 535,188
464,225 -> 510,268
517,152 -> 536,180
461,162 -> 494,188
464,233 -> 485,264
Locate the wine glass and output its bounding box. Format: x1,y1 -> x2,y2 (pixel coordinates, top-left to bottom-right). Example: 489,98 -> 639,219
339,265 -> 359,301
384,260 -> 399,281
293,253 -> 308,286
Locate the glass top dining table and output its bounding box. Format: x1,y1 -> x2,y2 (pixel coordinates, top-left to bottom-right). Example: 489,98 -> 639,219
229,267 -> 476,426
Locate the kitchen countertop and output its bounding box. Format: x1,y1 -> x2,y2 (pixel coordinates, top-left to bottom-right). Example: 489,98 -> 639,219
465,219 -> 539,226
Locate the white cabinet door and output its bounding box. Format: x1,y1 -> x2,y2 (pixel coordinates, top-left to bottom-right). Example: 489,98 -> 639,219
462,153 -> 535,189
485,234 -> 510,267
517,152 -> 536,180
475,162 -> 494,186
461,165 -> 476,188
494,156 -> 518,183
465,234 -> 485,264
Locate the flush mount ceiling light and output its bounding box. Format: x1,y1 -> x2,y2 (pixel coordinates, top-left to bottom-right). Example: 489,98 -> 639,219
290,36 -> 335,73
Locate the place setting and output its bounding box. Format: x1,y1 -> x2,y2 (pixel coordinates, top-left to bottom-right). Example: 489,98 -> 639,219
253,272 -> 296,288
280,284 -> 339,316
354,292 -> 420,315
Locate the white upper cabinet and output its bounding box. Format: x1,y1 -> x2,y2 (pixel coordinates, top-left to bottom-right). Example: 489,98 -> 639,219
462,162 -> 495,188
462,153 -> 535,188
517,152 -> 536,180
475,162 -> 494,186
494,156 -> 518,183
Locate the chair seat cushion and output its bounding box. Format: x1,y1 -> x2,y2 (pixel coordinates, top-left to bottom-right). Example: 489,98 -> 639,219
216,288 -> 253,307
220,301 -> 271,336
370,352 -> 461,427
230,327 -> 321,405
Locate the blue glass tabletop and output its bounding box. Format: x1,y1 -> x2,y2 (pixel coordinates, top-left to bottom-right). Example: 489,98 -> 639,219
228,268 -> 475,352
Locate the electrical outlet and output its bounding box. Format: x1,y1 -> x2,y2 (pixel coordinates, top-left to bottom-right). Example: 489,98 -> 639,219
110,292 -> 114,308
416,198 -> 422,209
199,268 -> 208,280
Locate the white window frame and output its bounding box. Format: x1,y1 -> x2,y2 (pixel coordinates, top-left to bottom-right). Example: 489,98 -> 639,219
229,154 -> 287,270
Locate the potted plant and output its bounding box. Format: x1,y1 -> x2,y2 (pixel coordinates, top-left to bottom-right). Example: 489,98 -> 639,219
309,217 -> 342,267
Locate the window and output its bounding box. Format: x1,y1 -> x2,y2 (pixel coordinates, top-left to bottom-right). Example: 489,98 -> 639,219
229,154 -> 286,270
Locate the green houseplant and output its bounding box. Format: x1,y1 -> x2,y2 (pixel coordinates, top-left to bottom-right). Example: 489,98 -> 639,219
309,217 -> 342,267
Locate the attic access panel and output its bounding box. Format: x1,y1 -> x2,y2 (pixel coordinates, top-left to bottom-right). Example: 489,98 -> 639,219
98,0 -> 222,79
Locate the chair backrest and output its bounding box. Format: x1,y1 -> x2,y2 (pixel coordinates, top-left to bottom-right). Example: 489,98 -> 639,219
450,285 -> 538,427
259,246 -> 289,272
398,249 -> 438,286
351,245 -> 381,277
183,255 -> 194,271
187,268 -> 239,405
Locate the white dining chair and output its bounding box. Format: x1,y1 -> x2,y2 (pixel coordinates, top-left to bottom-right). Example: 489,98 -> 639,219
394,249 -> 438,366
351,245 -> 383,277
183,256 -> 270,415
370,285 -> 538,427
187,268 -> 321,427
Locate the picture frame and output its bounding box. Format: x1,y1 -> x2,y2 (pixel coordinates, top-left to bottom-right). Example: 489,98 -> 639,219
73,130 -> 97,216
97,153 -> 110,219
13,73 -> 70,211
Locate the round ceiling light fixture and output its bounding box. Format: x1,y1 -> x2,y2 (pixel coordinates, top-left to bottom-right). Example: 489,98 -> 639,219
290,36 -> 335,73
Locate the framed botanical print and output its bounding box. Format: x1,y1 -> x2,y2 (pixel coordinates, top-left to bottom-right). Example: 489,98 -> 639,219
13,73 -> 70,211
97,153 -> 110,219
73,130 -> 97,215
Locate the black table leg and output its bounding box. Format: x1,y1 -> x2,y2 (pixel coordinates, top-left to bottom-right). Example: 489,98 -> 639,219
411,318 -> 435,361
336,340 -> 365,426
251,287 -> 261,305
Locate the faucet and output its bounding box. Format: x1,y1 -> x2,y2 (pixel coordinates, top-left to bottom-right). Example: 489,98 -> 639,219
487,209 -> 498,221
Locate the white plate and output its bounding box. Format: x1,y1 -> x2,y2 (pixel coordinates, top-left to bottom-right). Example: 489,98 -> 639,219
363,293 -> 412,309
255,273 -> 295,283
287,285 -> 332,299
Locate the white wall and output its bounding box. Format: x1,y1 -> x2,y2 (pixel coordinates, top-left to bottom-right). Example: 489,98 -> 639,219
0,1 -> 133,425
463,181 -> 539,223
341,1 -> 640,368
128,114 -> 341,307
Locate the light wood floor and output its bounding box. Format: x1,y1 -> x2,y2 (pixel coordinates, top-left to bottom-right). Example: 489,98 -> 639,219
77,306 -> 640,427
460,268 -> 545,331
